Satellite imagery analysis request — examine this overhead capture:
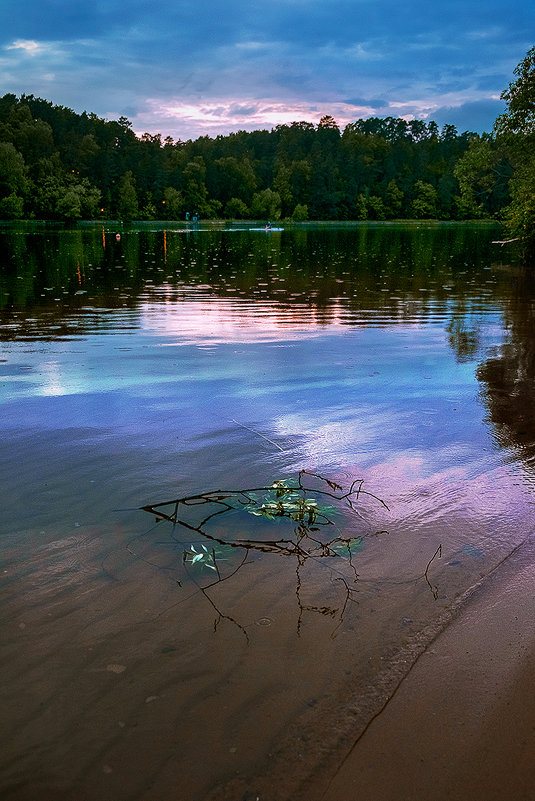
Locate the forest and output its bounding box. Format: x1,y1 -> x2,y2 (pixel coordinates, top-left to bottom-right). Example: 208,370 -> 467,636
0,45 -> 533,243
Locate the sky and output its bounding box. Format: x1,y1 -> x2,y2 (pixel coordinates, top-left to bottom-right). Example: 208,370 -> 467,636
1,0 -> 533,142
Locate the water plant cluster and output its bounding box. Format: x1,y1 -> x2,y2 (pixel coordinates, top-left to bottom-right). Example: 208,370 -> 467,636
244,480 -> 328,524
140,471 -> 389,638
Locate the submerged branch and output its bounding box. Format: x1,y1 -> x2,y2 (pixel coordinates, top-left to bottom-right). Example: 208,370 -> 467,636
424,545 -> 442,599
137,471 -> 442,638
195,550 -> 251,643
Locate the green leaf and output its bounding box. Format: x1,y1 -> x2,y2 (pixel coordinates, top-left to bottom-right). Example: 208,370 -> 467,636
331,537 -> 365,557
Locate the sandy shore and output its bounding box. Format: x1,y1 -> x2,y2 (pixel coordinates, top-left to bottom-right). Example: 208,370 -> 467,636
304,530 -> 535,801
3,514 -> 535,801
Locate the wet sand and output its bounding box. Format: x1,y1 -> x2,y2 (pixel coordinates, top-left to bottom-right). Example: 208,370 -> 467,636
303,530 -> 535,801
3,509 -> 535,801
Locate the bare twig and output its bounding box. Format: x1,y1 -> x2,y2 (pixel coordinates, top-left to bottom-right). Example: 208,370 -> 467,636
139,471 -> 391,638
424,545 -> 442,599
229,418 -> 285,451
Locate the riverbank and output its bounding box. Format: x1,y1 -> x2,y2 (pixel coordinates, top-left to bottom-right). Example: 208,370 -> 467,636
304,530 -> 535,801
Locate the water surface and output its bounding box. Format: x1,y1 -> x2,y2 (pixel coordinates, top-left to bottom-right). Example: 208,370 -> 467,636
1,222 -> 535,800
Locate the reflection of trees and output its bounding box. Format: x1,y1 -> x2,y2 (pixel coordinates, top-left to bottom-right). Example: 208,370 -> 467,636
0,223 -> 510,340
0,226 -> 144,338
446,318 -> 481,362
477,268 -> 535,459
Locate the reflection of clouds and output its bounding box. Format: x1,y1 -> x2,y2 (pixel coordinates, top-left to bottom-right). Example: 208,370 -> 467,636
266,433 -> 535,563
41,360 -> 68,397
371,453 -> 534,541
273,410 -> 386,466
273,406 -> 490,476
139,291 -> 460,345
296,446 -> 529,536
141,298 -> 348,344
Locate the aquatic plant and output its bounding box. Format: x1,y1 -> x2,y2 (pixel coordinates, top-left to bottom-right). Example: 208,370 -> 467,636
242,480 -> 336,524
137,470 -> 443,639
183,543 -> 220,571
139,470 -> 390,639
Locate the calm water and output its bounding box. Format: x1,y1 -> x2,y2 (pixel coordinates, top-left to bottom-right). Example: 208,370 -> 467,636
2,222 -> 535,800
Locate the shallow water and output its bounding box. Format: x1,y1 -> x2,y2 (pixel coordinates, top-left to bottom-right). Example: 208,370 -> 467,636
1,222 -> 535,800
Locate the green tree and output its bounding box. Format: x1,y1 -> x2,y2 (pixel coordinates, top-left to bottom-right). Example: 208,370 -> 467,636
276,121 -> 315,162
453,137 -> 497,217
291,203 -> 308,221
385,179 -> 404,218
0,93 -> 498,223
502,167 -> 535,243
273,162 -> 294,217
367,195 -> 387,220
355,193 -> 368,220
412,180 -> 439,218
6,102 -> 54,162
140,191 -> 157,220
118,170 -> 139,219
494,46 -> 535,248
0,191 -> 24,218
317,115 -> 341,152
495,47 -> 535,137
225,197 -> 249,218
274,159 -> 312,211
55,177 -> 101,221
162,186 -> 184,218
183,156 -> 211,216
29,153 -> 67,218
210,156 -> 257,205
250,188 -> 282,220
0,142 -> 27,199
78,133 -> 100,172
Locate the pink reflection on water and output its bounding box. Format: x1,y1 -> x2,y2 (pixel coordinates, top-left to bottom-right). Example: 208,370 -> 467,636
140,296 -> 350,344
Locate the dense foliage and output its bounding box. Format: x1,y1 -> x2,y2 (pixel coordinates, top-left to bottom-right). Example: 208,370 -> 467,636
0,92 -> 501,223
494,46 -> 535,250
450,47 -> 535,252
0,45 -> 533,232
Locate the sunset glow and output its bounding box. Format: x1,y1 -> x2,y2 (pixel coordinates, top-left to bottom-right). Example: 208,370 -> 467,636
2,0 -> 532,140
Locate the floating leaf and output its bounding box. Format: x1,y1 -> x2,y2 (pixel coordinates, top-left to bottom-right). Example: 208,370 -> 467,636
331,537 -> 365,557
183,543 -> 231,571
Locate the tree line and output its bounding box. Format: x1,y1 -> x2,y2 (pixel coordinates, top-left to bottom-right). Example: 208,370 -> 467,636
0,45 -> 532,244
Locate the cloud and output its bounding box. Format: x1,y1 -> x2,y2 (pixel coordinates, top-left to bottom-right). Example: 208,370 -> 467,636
344,97 -> 389,110
0,0 -> 532,140
5,38 -> 63,57
428,98 -> 507,133
6,39 -> 44,54
228,103 -> 260,117
136,98 -> 368,140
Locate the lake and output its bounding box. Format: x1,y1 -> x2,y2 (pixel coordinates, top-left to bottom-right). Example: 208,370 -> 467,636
1,221 -> 535,801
